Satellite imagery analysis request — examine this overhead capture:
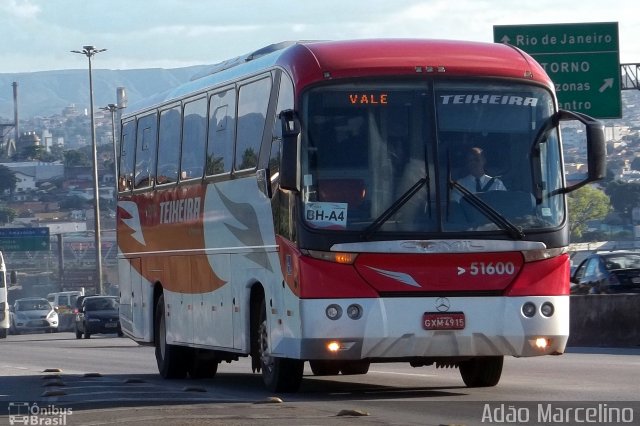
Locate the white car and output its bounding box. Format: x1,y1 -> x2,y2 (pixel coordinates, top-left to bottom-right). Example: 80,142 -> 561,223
9,297 -> 59,334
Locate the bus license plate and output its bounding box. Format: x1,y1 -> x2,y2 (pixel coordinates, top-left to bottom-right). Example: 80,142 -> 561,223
422,312 -> 465,330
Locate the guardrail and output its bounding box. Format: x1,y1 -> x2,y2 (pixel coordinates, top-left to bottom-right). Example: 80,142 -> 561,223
569,294 -> 640,347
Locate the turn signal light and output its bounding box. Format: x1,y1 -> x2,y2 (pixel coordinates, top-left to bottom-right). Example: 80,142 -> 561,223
305,250 -> 357,264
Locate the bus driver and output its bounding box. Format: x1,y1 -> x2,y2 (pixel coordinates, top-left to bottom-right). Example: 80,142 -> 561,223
453,146 -> 506,201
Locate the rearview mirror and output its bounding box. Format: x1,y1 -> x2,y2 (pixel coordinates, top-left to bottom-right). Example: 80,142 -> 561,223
558,110 -> 606,193
279,109 -> 300,192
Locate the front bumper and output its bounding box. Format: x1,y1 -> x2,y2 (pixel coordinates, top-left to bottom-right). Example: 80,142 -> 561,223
15,318 -> 58,332
85,320 -> 121,334
272,296 -> 569,360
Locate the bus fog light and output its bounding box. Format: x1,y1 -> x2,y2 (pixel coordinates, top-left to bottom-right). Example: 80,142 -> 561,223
541,302 -> 554,317
346,304 -> 363,320
327,341 -> 341,352
522,302 -> 536,318
535,337 -> 551,349
326,304 -> 342,320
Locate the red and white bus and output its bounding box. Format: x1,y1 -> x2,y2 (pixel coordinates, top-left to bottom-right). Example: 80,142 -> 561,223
117,39 -> 606,392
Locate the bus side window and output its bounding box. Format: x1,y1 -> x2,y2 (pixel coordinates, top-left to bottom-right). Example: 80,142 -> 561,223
119,120 -> 136,192
236,76 -> 272,171
134,113 -> 158,189
206,88 -> 236,176
157,106 -> 181,185
181,97 -> 207,180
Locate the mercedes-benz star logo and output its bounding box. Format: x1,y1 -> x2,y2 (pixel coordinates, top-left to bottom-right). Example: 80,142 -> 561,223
435,297 -> 450,312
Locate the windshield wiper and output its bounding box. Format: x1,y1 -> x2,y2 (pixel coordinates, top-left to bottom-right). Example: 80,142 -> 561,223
362,177 -> 427,240
449,179 -> 525,239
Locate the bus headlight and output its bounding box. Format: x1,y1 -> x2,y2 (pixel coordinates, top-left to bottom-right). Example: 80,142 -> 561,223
326,304 -> 342,320
540,302 -> 555,317
522,302 -> 536,318
346,304 -> 362,320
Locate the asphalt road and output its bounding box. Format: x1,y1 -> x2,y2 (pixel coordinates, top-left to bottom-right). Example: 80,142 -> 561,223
1,333 -> 639,425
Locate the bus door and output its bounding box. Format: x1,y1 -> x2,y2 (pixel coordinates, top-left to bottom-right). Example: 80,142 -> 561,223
118,257 -> 137,336
118,257 -> 149,340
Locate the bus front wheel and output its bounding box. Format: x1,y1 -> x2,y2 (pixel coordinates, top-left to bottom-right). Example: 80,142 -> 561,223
258,303 -> 303,392
155,294 -> 187,379
341,360 -> 370,375
309,360 -> 341,376
459,356 -> 503,387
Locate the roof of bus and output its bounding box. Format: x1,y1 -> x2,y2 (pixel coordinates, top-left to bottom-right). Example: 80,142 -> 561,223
124,39 -> 552,117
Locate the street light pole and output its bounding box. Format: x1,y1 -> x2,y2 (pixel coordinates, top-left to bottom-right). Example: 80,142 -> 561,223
72,45 -> 107,295
100,103 -> 122,192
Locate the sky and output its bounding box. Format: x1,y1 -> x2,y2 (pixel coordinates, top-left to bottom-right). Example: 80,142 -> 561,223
0,0 -> 639,74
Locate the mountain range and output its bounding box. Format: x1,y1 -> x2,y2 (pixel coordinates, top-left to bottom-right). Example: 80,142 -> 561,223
0,65 -> 210,120
2,66 -> 640,126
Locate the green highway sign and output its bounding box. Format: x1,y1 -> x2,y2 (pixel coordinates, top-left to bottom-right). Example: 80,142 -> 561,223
493,22 -> 621,119
0,227 -> 50,252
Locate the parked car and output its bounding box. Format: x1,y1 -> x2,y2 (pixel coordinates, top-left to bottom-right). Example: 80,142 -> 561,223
570,251 -> 640,294
75,296 -> 122,339
9,297 -> 59,334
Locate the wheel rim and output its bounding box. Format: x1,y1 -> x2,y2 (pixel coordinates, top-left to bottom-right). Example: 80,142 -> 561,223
258,318 -> 274,375
159,310 -> 167,360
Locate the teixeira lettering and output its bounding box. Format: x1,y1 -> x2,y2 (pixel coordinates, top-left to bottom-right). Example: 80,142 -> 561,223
440,94 -> 538,107
159,197 -> 201,224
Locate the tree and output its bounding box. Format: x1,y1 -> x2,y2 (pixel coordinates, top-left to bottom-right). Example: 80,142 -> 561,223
605,181 -> 640,222
567,185 -> 611,241
0,207 -> 16,225
49,144 -> 65,162
64,150 -> 91,167
0,165 -> 17,196
12,145 -> 49,161
239,148 -> 257,170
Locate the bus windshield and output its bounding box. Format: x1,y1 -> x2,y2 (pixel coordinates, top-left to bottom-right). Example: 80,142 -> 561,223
300,79 -> 563,235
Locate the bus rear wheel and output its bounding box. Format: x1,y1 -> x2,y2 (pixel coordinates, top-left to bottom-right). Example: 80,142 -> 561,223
188,349 -> 219,379
459,356 -> 503,387
258,302 -> 303,392
155,294 -> 187,379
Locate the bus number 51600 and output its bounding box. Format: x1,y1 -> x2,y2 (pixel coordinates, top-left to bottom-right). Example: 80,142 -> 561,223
469,262 -> 515,276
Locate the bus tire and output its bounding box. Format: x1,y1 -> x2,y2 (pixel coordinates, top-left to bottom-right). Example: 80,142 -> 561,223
309,360 -> 341,376
155,294 -> 187,379
459,356 -> 503,387
258,302 -> 303,392
341,360 -> 370,375
188,349 -> 219,379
